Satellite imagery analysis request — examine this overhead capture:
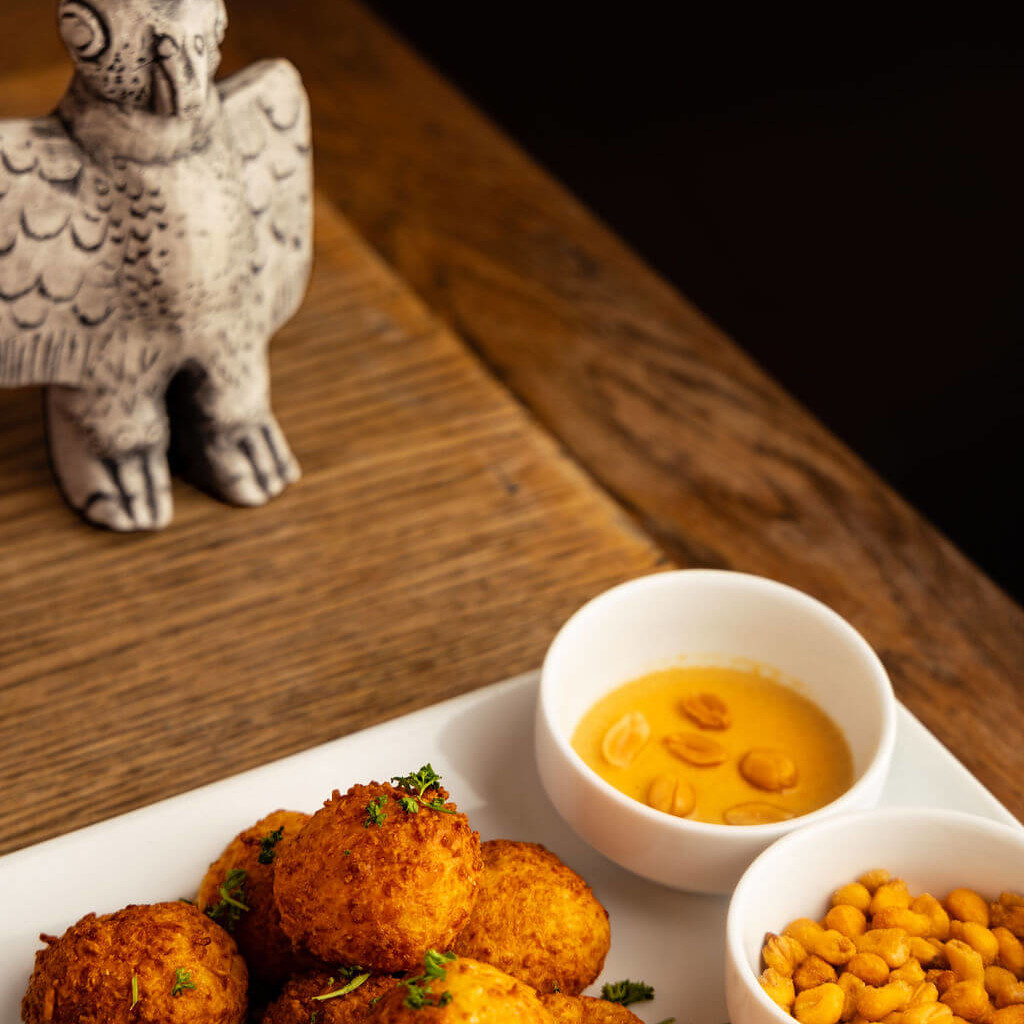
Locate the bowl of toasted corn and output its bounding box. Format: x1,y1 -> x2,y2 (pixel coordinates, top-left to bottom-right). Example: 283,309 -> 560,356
725,807 -> 1024,1024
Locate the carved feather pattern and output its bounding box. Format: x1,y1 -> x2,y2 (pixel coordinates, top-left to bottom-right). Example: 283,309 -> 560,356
0,118 -> 123,386
219,60 -> 314,336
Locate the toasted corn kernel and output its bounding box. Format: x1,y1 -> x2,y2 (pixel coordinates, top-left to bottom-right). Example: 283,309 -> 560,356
913,895 -> 953,941
602,711 -> 650,767
950,923 -> 1000,966
795,983 -> 846,1024
840,974 -> 868,1021
760,967 -> 797,1010
912,938 -> 944,966
860,869 -> 894,894
902,1005 -> 954,1024
835,884 -> 874,914
680,692 -> 731,730
909,984 -> 940,1008
990,907 -> 1024,941
928,972 -> 958,996
740,748 -> 799,792
871,881 -> 912,916
663,731 -> 726,767
787,919 -> 856,966
875,908 -> 935,938
984,966 -> 1024,1008
858,981 -> 914,1021
764,933 -> 809,976
855,929 -> 913,968
993,927 -> 1024,976
940,981 -> 990,1021
848,952 -> 892,985
992,895 -> 1024,934
814,930 -> 859,967
984,966 -> 1014,1001
796,956 -> 839,991
827,905 -> 869,938
997,978 -> 1024,1008
989,1008 -> 1024,1024
724,802 -> 795,825
647,774 -> 696,817
891,962 -> 927,986
788,918 -> 828,948
947,940 -> 986,984
946,890 -> 991,928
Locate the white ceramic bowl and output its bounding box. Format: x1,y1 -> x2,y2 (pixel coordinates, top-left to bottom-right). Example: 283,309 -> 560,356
725,808 -> 1024,1024
534,570 -> 897,893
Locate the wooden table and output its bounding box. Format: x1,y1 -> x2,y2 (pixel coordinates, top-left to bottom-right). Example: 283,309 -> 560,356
0,2 -> 1021,856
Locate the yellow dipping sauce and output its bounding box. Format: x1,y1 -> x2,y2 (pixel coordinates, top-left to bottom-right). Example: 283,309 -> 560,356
571,665 -> 853,825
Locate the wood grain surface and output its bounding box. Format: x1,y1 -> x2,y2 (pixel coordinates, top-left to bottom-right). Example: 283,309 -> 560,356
0,0 -> 1021,855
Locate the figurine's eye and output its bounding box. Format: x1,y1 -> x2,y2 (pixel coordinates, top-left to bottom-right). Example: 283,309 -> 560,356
59,0 -> 110,62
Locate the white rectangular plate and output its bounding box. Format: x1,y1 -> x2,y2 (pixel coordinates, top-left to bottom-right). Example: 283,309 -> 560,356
2,673 -> 1019,1021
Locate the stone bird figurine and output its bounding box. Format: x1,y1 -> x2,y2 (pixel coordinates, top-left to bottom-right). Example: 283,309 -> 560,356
0,0 -> 312,530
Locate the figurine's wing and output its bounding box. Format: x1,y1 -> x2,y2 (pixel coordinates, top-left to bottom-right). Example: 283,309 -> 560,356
0,116 -> 121,387
220,60 -> 313,335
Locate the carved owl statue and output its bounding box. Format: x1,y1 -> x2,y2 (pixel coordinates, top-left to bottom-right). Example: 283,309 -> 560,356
0,0 -> 312,530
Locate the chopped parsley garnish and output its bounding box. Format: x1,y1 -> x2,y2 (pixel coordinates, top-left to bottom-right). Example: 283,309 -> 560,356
130,974 -> 140,1010
601,980 -> 655,1006
392,764 -> 444,796
171,968 -> 196,997
258,826 -> 286,864
553,982 -> 561,994
391,765 -> 456,816
313,973 -> 371,1001
402,949 -> 457,1009
653,1019 -> 677,1024
364,795 -> 388,827
309,1012 -> 319,1024
204,867 -> 249,931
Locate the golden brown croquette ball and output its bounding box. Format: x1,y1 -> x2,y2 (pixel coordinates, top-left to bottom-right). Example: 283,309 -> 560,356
21,901 -> 247,1024
452,840 -> 610,994
274,781 -> 482,972
540,995 -> 646,1024
198,809 -> 316,986
262,971 -> 398,1024
368,955 -> 554,1024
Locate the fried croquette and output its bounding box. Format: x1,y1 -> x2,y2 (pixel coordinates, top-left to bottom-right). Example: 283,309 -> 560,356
368,955 -> 554,1024
452,839 -> 610,994
21,901 -> 247,1024
274,781 -> 482,971
262,971 -> 397,1024
198,809 -> 316,986
540,994 -> 646,1024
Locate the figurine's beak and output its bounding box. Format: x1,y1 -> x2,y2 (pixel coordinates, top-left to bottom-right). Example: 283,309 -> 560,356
151,34 -> 208,119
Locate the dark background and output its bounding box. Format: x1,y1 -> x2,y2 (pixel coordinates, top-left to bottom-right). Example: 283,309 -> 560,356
366,5 -> 1023,603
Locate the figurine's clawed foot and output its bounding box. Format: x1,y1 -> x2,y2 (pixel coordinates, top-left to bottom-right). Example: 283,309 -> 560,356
201,417 -> 301,507
71,448 -> 174,532
45,387 -> 174,532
